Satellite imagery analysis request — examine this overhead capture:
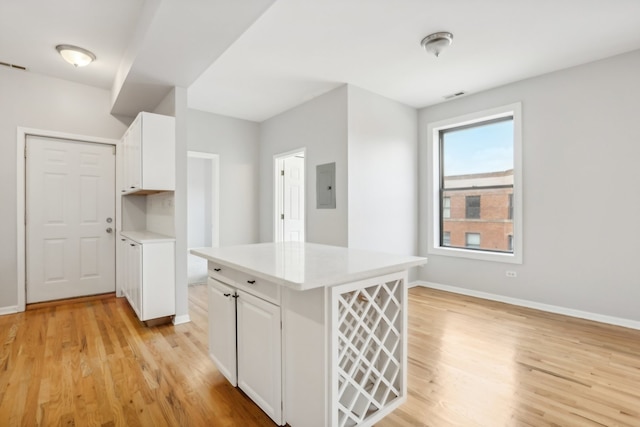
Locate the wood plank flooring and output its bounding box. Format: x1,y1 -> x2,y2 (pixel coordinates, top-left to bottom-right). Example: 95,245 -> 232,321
1,285 -> 639,426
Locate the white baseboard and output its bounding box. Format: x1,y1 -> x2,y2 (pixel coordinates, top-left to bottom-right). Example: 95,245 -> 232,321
417,281 -> 640,331
0,306 -> 18,316
172,314 -> 191,325
407,281 -> 421,289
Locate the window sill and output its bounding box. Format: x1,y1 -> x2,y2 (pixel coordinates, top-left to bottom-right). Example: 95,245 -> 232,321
428,245 -> 522,264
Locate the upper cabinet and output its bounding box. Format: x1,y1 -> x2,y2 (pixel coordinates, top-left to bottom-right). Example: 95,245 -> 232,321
121,112 -> 175,195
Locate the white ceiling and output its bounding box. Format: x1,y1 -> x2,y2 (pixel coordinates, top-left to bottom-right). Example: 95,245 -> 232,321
188,0 -> 640,121
0,0 -> 144,89
2,0 -> 640,122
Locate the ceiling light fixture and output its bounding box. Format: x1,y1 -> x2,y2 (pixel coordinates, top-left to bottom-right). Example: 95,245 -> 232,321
55,44 -> 96,67
421,32 -> 453,58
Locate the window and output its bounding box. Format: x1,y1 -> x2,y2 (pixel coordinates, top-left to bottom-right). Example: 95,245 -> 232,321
443,231 -> 451,246
465,233 -> 480,249
443,197 -> 451,219
427,103 -> 522,264
465,195 -> 480,219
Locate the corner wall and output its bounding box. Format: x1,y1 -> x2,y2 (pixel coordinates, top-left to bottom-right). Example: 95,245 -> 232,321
347,86 -> 418,259
188,109 -> 260,245
153,87 -> 190,323
259,86 -> 349,246
418,49 -> 640,322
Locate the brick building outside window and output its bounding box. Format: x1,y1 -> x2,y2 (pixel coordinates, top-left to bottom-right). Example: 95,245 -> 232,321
442,169 -> 513,252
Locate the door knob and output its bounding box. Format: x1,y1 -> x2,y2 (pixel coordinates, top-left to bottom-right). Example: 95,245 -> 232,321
106,227 -> 113,233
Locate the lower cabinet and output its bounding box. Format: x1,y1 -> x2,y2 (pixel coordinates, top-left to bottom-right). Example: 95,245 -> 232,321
120,234 -> 175,321
208,278 -> 283,425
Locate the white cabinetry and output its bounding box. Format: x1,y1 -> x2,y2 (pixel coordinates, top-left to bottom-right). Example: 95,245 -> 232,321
207,268 -> 282,425
237,290 -> 282,422
117,111 -> 176,323
193,243 -> 427,427
207,279 -> 237,385
121,112 -> 175,195
121,232 -> 175,321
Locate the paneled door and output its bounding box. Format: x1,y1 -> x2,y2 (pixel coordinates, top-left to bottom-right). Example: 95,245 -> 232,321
26,136 -> 115,303
282,155 -> 305,242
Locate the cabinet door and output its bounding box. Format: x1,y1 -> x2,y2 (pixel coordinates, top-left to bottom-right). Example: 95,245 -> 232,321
127,241 -> 142,319
237,290 -> 282,425
127,116 -> 142,191
208,278 -> 237,386
119,135 -> 128,194
119,236 -> 128,299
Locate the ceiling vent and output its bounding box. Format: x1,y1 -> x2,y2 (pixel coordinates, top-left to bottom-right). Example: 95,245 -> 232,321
443,91 -> 466,100
0,61 -> 27,71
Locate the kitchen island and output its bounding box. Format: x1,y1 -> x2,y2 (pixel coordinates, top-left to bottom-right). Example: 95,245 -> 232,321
190,242 -> 426,427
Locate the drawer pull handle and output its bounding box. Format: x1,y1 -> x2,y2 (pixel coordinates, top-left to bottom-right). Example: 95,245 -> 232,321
247,280 -> 256,285
214,268 -> 221,272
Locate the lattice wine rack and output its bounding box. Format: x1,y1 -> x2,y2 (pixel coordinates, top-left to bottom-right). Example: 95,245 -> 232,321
330,272 -> 407,427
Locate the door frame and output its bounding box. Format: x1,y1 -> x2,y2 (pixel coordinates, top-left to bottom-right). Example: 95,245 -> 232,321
273,148 -> 306,242
187,151 -> 220,249
16,127 -> 118,312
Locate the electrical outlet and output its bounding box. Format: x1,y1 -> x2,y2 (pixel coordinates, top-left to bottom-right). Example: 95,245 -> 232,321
506,270 -> 517,278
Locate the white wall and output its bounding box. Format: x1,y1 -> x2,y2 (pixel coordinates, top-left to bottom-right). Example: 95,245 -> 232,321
188,109 -> 260,246
347,86 -> 418,259
259,86 -> 349,246
418,49 -> 640,322
153,87 -> 190,323
0,67 -> 127,311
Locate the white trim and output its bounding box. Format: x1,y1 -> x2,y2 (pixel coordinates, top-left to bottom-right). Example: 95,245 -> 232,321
426,102 -> 523,264
172,314 -> 191,325
16,127 -> 119,313
0,306 -> 19,316
187,151 -> 220,248
273,148 -> 306,242
417,281 -> 640,331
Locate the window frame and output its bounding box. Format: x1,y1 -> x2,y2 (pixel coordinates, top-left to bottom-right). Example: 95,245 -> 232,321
465,195 -> 481,219
426,102 -> 523,264
443,231 -> 451,246
442,196 -> 451,219
465,232 -> 481,249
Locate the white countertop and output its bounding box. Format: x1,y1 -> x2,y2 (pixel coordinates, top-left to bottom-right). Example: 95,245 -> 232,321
120,230 -> 176,244
190,242 -> 427,290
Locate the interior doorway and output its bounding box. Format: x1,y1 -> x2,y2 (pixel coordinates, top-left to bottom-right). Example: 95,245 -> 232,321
274,149 -> 305,242
187,151 -> 219,284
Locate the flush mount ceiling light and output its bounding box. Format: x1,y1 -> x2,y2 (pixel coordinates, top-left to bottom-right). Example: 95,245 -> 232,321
420,32 -> 453,58
55,44 -> 96,67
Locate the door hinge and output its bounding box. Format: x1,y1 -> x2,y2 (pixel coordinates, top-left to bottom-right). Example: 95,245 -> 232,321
280,170 -> 284,176
112,145 -> 116,155
280,214 -> 284,220
24,146 -> 27,158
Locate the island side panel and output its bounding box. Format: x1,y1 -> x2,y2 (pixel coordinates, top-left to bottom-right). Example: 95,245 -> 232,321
282,286 -> 329,427
330,271 -> 408,427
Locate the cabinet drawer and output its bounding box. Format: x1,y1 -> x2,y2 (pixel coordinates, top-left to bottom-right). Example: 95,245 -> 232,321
233,271 -> 279,305
208,262 -> 232,284
208,262 -> 280,305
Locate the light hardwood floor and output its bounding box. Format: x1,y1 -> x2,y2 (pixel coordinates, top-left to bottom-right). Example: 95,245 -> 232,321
1,285 -> 639,426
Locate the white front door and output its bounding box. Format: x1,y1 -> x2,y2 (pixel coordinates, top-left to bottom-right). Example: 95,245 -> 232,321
282,155 -> 305,242
26,136 -> 115,303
